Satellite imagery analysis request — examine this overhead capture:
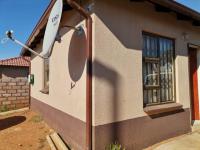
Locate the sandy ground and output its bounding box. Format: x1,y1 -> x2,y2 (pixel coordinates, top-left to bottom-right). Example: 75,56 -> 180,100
0,110 -> 51,150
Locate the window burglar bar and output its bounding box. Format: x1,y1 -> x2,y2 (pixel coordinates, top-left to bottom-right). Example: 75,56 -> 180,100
143,33 -> 175,107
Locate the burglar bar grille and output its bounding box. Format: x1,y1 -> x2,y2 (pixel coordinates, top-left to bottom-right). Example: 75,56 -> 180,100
143,33 -> 175,106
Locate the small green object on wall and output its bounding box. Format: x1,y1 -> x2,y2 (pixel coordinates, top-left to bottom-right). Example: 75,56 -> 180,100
28,74 -> 34,85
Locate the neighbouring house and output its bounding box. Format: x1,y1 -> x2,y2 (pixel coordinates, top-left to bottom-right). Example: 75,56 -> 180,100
20,0 -> 200,149
0,56 -> 30,111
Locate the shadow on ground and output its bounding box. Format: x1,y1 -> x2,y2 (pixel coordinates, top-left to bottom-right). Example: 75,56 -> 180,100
0,116 -> 26,130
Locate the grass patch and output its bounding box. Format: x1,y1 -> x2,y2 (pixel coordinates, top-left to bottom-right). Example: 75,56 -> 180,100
29,115 -> 43,123
106,142 -> 126,150
0,105 -> 9,112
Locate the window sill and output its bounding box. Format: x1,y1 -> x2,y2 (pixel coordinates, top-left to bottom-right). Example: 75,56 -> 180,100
144,103 -> 183,115
40,87 -> 49,94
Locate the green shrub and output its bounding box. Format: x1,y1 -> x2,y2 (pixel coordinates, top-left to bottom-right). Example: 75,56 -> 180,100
106,142 -> 126,150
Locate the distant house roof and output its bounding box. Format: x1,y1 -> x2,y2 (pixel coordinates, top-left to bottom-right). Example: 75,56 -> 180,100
0,56 -> 30,67
21,0 -> 200,56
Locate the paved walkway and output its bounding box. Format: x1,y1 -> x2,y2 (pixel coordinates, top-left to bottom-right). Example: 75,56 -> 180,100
146,124 -> 200,150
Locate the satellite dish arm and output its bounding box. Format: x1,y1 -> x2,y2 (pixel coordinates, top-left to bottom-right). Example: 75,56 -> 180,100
6,30 -> 48,59
13,38 -> 47,59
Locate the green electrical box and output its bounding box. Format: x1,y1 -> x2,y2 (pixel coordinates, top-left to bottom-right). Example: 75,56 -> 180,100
28,74 -> 34,85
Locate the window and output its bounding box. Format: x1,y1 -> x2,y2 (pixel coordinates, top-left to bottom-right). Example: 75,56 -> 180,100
143,33 -> 175,106
41,58 -> 49,94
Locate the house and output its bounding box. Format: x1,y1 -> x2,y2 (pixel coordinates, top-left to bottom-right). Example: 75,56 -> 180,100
0,56 -> 30,111
20,0 -> 200,149
0,56 -> 30,79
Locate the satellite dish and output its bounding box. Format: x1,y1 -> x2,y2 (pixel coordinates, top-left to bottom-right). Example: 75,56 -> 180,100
40,0 -> 63,57
4,0 -> 63,59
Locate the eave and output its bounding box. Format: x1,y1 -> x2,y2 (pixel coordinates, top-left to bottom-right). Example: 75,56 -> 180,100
21,0 -> 72,56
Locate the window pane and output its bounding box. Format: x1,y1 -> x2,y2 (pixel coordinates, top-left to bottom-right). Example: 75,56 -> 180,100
159,38 -> 173,102
168,40 -> 174,101
44,59 -> 49,88
143,62 -> 159,86
143,35 -> 158,58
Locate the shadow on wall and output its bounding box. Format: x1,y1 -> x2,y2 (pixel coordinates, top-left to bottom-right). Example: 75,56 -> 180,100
95,0 -> 190,57
63,6 -> 124,144
68,29 -> 87,83
95,0 -> 142,51
0,116 -> 26,130
58,11 -> 87,88
93,59 -> 121,143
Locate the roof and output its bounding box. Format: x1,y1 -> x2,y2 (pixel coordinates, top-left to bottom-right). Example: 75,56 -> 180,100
0,56 -> 30,67
21,0 -> 200,56
147,0 -> 200,21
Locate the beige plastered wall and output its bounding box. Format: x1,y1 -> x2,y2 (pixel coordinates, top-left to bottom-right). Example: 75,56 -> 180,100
31,0 -> 200,127
93,0 -> 200,126
31,9 -> 95,122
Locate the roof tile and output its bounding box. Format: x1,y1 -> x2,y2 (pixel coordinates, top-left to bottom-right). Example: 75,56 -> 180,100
0,56 -> 30,67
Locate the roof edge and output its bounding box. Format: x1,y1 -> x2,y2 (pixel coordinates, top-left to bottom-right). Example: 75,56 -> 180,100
21,0 -> 200,56
148,0 -> 200,20
20,0 -> 56,56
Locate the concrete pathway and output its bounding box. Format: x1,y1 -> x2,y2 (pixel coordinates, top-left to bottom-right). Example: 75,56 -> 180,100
146,125 -> 200,150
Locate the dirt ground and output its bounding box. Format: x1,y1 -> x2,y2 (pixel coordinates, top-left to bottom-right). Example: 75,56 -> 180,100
0,110 -> 51,150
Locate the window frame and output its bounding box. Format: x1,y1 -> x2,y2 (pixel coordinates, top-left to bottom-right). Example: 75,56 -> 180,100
142,31 -> 176,107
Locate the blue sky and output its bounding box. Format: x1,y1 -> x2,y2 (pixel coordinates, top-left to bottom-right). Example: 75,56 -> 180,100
0,0 -> 50,59
0,0 -> 199,60
176,0 -> 200,12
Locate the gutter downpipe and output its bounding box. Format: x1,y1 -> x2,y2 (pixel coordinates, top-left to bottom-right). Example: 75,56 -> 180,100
66,1 -> 93,150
